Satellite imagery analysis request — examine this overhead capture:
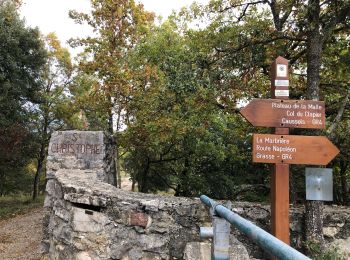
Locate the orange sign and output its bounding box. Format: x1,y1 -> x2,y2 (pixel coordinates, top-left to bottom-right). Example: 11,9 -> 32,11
253,134 -> 339,165
240,99 -> 325,129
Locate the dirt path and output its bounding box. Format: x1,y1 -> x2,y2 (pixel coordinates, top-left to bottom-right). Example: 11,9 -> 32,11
121,175 -> 133,191
0,208 -> 43,260
0,178 -> 130,260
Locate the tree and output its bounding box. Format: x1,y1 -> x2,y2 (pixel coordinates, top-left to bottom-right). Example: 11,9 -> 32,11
32,33 -> 75,200
0,0 -> 46,195
303,0 -> 350,252
322,36 -> 350,206
120,15 -> 270,198
183,0 -> 350,252
69,0 -> 155,187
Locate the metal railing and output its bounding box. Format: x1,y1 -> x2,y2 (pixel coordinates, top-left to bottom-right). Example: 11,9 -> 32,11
199,195 -> 311,260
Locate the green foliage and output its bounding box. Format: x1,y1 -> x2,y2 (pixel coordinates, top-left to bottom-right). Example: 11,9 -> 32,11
69,0 -> 155,133
121,14 -> 270,198
0,1 -> 46,110
34,32 -> 76,133
321,36 -> 350,205
304,241 -> 349,260
63,0 -> 350,204
31,33 -> 77,200
0,194 -> 44,220
0,1 -> 46,195
0,0 -> 348,206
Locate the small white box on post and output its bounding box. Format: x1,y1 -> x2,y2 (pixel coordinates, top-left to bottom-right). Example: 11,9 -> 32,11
305,168 -> 333,201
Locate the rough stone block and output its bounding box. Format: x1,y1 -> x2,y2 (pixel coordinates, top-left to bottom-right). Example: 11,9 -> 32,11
47,130 -> 116,185
76,251 -> 93,260
323,226 -> 339,238
183,242 -> 211,260
128,211 -> 152,228
44,196 -> 52,208
49,131 -> 104,161
72,207 -> 109,233
331,237 -> 350,256
184,239 -> 250,260
140,199 -> 160,212
54,207 -> 70,222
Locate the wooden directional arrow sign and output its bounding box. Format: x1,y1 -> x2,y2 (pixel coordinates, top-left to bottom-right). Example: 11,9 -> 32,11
253,134 -> 339,165
240,99 -> 325,129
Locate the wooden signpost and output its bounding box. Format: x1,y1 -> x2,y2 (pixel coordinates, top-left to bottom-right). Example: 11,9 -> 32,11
240,99 -> 325,129
253,134 -> 339,165
239,56 -> 339,246
270,56 -> 291,245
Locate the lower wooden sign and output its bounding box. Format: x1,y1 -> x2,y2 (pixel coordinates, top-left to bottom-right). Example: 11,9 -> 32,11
253,134 -> 339,165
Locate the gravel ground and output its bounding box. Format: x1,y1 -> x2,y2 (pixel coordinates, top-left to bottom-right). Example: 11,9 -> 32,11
0,208 -> 43,260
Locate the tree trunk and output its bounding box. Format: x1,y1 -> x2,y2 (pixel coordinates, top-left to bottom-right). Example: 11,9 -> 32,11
114,106 -> 123,188
290,173 -> 298,206
33,115 -> 49,201
33,158 -> 43,200
174,158 -> 189,197
306,0 -> 322,101
327,88 -> 349,140
131,179 -> 136,192
305,0 -> 325,254
116,146 -> 122,188
139,159 -> 150,193
340,161 -> 349,205
33,143 -> 46,200
305,200 -> 324,249
0,171 -> 4,196
107,97 -> 118,186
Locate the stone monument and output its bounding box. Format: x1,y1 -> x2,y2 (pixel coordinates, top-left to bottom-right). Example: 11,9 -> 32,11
46,130 -> 116,185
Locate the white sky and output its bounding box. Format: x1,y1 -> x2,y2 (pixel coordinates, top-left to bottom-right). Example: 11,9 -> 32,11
20,0 -> 208,55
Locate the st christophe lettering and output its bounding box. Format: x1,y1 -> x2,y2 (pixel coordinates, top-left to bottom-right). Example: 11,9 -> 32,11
51,143 -> 102,154
50,143 -> 75,154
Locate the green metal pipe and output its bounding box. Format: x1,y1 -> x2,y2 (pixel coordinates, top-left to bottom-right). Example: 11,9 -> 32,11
200,195 -> 311,260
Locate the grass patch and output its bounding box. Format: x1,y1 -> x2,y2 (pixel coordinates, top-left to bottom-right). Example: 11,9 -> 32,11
0,194 -> 44,220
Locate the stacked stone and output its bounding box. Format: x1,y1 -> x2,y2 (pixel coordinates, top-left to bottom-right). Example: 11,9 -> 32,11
43,130 -> 116,257
42,169 -> 253,259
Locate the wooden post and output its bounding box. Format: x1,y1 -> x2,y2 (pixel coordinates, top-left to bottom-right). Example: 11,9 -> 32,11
271,56 -> 290,245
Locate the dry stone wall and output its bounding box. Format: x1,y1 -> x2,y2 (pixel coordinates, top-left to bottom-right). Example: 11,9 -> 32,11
43,131 -> 350,259
43,170 -> 211,259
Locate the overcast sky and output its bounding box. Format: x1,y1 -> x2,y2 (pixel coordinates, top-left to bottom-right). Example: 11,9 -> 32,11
20,0 -> 208,55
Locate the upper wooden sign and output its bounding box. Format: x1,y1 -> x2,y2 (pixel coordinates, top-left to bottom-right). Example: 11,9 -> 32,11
240,99 -> 325,129
253,134 -> 339,165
